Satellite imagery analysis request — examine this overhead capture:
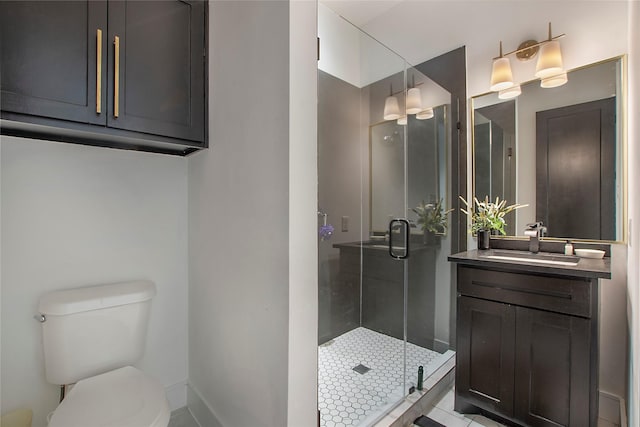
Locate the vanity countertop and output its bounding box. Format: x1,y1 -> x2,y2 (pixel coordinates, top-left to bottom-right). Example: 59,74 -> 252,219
449,249 -> 611,279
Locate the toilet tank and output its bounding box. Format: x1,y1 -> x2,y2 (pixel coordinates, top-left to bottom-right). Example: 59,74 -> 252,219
38,280 -> 156,385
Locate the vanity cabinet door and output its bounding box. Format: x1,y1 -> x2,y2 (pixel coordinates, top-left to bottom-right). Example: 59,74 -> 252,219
514,307 -> 592,427
0,1 -> 107,125
456,296 -> 516,417
107,0 -> 206,143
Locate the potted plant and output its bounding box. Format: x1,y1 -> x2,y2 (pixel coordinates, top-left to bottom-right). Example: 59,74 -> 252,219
459,195 -> 527,249
411,198 -> 453,245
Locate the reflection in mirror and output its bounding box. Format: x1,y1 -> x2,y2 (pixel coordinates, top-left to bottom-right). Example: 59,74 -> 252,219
370,73 -> 450,235
472,57 -> 624,242
370,106 -> 449,232
474,101 -> 516,235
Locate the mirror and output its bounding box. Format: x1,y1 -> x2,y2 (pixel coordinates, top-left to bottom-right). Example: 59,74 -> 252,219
472,56 -> 625,242
370,104 -> 449,233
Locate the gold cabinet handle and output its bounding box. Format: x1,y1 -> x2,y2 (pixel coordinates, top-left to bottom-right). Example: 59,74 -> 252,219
114,35 -> 120,118
96,29 -> 102,114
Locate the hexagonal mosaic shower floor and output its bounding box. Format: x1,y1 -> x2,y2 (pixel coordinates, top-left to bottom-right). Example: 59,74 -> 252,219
318,327 -> 455,427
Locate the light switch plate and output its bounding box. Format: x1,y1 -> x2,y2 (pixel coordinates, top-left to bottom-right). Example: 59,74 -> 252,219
342,216 -> 349,232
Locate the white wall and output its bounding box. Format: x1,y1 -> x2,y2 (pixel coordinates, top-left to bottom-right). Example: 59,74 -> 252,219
0,137 -> 189,427
626,1 -> 640,425
288,1 -> 319,424
188,1 -> 291,426
318,3 -> 362,87
318,3 -> 406,89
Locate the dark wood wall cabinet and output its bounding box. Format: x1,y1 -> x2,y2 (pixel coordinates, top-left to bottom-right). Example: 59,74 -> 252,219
449,252 -> 611,427
0,0 -> 207,156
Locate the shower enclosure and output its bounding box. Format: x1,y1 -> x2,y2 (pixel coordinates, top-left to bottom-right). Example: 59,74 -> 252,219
318,5 -> 456,426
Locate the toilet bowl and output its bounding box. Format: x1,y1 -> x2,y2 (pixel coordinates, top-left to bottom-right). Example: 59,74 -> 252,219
37,281 -> 170,427
48,366 -> 170,427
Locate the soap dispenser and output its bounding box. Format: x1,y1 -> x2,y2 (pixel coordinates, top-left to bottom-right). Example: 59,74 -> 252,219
564,240 -> 574,255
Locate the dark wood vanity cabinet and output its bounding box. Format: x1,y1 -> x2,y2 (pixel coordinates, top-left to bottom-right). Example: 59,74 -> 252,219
455,265 -> 599,427
0,0 -> 206,155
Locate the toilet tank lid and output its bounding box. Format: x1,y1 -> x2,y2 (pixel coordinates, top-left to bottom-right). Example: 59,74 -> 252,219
38,280 -> 156,316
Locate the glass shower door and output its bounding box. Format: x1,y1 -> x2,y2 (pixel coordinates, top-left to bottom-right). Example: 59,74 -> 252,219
317,4 -> 410,425
404,65 -> 456,393
317,5 -> 455,426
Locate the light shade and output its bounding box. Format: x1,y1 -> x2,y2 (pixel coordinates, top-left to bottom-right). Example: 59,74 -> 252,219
498,84 -> 521,99
406,87 -> 423,115
416,108 -> 434,120
535,40 -> 563,79
383,96 -> 401,120
397,115 -> 407,125
490,57 -> 514,92
540,71 -> 568,88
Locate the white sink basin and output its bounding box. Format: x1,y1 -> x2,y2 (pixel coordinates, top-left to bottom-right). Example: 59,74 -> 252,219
479,250 -> 580,267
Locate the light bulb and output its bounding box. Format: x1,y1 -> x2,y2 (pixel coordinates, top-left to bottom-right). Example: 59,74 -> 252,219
490,57 -> 514,92
498,84 -> 521,99
406,87 -> 423,115
416,108 -> 434,120
383,96 -> 401,120
535,40 -> 564,79
540,71 -> 568,88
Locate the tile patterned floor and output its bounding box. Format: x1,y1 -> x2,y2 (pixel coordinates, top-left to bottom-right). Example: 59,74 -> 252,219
318,327 -> 455,427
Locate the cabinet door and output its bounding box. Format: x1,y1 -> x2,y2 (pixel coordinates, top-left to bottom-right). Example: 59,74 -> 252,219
1,1 -> 107,125
107,0 -> 206,143
456,296 -> 516,417
515,307 -> 592,427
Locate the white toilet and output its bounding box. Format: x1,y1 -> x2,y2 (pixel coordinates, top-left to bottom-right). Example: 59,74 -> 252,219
37,280 -> 170,427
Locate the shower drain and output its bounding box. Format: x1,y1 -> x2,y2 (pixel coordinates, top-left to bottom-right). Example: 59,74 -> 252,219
352,364 -> 371,374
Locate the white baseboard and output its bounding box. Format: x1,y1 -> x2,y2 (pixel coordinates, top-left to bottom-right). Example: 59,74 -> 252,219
619,395 -> 627,427
187,383 -> 223,427
166,380 -> 187,411
599,390 -> 626,426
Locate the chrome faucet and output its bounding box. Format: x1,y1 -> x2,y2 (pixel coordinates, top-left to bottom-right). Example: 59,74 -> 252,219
524,222 -> 547,253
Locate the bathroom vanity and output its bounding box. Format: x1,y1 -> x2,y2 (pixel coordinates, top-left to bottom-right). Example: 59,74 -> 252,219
449,248 -> 611,427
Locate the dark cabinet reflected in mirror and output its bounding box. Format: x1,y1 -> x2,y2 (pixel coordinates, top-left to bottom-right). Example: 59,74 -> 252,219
472,56 -> 625,242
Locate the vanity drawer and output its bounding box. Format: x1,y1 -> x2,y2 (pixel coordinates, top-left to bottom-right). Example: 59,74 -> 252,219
458,266 -> 593,318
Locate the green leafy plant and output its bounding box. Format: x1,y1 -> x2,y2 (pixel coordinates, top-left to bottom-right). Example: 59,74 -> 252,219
412,198 -> 453,234
459,195 -> 527,235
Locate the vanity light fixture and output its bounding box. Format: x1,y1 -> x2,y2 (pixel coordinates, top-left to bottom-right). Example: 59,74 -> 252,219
406,76 -> 423,115
535,23 -> 564,79
416,108 -> 434,120
540,71 -> 568,88
384,77 -> 432,123
489,23 -> 567,94
490,42 -> 515,92
383,84 -> 401,120
498,84 -> 522,100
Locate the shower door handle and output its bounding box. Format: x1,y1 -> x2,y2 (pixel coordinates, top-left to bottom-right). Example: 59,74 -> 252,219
388,218 -> 410,260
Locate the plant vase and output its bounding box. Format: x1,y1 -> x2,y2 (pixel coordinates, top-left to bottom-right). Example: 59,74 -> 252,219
423,230 -> 440,246
477,230 -> 490,250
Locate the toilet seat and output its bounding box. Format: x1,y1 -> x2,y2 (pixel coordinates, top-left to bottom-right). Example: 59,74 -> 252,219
48,366 -> 170,427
